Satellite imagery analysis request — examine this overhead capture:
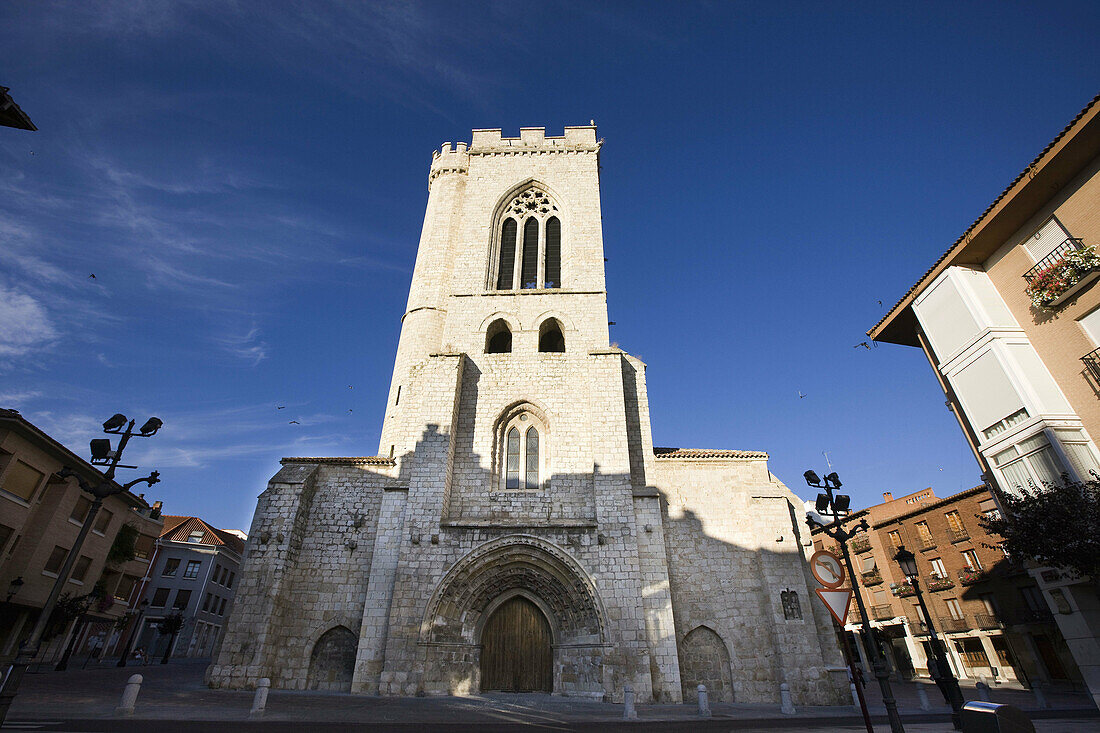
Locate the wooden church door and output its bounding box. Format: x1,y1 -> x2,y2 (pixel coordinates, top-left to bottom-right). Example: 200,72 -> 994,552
480,596 -> 553,692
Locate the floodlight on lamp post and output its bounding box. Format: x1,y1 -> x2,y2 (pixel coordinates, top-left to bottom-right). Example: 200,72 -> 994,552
893,546 -> 965,729
804,469 -> 905,733
0,414 -> 163,726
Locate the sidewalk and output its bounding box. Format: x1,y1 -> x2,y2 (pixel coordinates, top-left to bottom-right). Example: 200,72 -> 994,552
5,658 -> 1098,730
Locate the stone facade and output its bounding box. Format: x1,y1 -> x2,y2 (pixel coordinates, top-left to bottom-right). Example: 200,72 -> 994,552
207,127 -> 848,704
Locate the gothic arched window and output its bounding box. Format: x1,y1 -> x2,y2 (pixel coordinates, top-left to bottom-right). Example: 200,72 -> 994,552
490,187 -> 561,291
500,411 -> 546,490
496,218 -> 517,290
485,319 -> 512,353
538,318 -> 565,353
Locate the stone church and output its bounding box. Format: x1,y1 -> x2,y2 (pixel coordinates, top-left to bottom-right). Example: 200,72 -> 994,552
207,126 -> 848,705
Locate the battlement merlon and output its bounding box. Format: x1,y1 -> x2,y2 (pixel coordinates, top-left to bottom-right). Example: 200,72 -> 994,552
430,126 -> 600,174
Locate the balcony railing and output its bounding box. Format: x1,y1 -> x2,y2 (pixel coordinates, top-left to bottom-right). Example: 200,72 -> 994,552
861,569 -> 884,586
891,580 -> 917,597
918,538 -> 937,552
958,567 -> 987,586
927,574 -> 956,592
871,604 -> 896,621
850,536 -> 872,553
948,528 -> 970,543
1023,238 -> 1100,309
974,613 -> 1001,630
1083,347 -> 1100,383
907,615 -> 930,635
939,616 -> 971,633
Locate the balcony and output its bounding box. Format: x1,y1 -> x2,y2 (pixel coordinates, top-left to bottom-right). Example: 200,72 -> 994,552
907,615 -> 930,636
1005,607 -> 1055,626
1083,347 -> 1100,383
939,616 -> 971,633
927,573 -> 956,592
974,613 -> 1001,630
871,604 -> 896,621
850,535 -> 872,554
891,580 -> 917,597
958,567 -> 987,586
861,569 -> 884,586
1023,238 -> 1100,309
948,528 -> 970,543
918,539 -> 938,552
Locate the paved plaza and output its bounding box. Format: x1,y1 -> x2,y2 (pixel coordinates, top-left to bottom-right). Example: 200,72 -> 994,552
2,659 -> 1097,731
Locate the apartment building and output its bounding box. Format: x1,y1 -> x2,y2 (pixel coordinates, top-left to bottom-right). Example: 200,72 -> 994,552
0,408 -> 162,664
869,93 -> 1100,705
129,515 -> 244,660
813,487 -> 1082,690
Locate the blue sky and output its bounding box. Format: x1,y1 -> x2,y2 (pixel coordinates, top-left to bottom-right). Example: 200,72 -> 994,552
1,1 -> 1097,531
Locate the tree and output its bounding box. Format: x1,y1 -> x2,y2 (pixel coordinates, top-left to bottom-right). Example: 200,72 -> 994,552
157,612 -> 185,664
106,524 -> 138,567
979,476 -> 1100,580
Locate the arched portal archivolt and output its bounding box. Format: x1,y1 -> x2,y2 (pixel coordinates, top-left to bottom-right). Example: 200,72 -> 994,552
419,535 -> 608,648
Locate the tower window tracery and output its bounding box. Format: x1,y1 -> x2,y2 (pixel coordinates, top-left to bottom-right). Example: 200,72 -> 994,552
500,411 -> 546,490
492,187 -> 561,291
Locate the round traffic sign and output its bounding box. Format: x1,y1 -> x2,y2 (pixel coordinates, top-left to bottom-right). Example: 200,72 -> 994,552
809,549 -> 845,588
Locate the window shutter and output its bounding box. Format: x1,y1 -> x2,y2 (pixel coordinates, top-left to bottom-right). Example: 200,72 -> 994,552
1025,219 -> 1071,261
496,219 -> 517,289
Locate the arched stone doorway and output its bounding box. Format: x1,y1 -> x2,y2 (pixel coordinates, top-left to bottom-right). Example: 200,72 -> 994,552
307,626 -> 358,692
480,596 -> 553,692
679,626 -> 733,702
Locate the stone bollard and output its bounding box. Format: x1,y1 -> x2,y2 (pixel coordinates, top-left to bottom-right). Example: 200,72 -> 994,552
697,684 -> 711,718
975,680 -> 991,702
779,682 -> 795,715
249,677 -> 271,719
114,674 -> 143,716
917,685 -> 932,711
1032,681 -> 1049,709
623,683 -> 637,720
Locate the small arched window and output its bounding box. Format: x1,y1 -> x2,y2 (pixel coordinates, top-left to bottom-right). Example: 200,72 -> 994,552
496,219 -> 517,290
521,218 -> 539,289
538,319 -> 565,353
544,217 -> 560,289
485,319 -> 512,353
500,411 -> 546,490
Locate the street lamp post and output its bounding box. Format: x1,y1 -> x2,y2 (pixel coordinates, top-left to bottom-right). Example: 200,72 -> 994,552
117,599 -> 150,667
804,470 -> 906,733
894,546 -> 965,730
0,414 -> 162,726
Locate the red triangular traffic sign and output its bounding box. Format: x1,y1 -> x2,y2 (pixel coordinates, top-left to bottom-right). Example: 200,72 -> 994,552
815,588 -> 853,626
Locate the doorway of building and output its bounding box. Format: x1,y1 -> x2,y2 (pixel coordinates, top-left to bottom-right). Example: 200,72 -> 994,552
480,596 -> 553,692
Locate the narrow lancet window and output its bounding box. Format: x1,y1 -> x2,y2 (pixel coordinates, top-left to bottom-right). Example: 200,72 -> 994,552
525,428 -> 539,488
545,217 -> 560,288
521,218 -> 539,289
506,428 -> 521,489
496,218 -> 517,289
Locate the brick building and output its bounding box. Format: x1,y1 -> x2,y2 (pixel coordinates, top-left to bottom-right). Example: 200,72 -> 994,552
207,126 -> 849,705
812,486 -> 1082,689
0,408 -> 162,665
869,93 -> 1100,705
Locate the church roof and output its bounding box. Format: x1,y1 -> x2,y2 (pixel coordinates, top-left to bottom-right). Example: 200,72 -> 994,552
281,456 -> 395,466
653,447 -> 768,459
160,515 -> 246,555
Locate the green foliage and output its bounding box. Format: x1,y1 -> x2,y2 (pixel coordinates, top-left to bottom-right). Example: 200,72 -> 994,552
44,592 -> 93,640
158,612 -> 185,636
107,524 -> 139,567
979,477 -> 1100,579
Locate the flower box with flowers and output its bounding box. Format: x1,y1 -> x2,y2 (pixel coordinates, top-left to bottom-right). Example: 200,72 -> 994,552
860,568 -> 883,586
958,567 -> 986,586
1024,242 -> 1100,308
927,573 -> 955,592
891,580 -> 916,597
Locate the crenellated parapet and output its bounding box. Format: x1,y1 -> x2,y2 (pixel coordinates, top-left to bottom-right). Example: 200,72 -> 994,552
429,126 -> 600,187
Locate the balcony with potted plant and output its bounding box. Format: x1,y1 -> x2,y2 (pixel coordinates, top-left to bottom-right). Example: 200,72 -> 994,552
1024,238 -> 1100,309
891,579 -> 916,597
860,568 -> 883,586
957,567 -> 987,586
926,572 -> 955,592
850,535 -> 872,554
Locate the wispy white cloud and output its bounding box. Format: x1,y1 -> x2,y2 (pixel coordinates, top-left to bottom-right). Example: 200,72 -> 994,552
0,390 -> 43,407
216,325 -> 268,366
0,284 -> 59,360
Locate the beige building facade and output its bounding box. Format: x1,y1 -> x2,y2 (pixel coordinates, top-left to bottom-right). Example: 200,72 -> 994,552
208,126 -> 848,704
870,94 -> 1100,705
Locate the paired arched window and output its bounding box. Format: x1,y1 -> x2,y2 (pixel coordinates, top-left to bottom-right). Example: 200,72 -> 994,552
501,411 -> 545,490
485,319 -> 512,353
493,188 -> 561,290
538,318 -> 565,352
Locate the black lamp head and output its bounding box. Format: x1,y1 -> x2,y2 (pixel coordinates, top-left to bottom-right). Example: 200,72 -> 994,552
89,438 -> 112,462
833,493 -> 851,513
893,546 -> 918,578
102,413 -> 128,432
139,417 -> 163,436
815,493 -> 830,513
824,472 -> 842,488
804,470 -> 821,486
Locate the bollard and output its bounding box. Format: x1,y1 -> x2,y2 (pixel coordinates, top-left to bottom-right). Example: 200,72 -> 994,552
623,683 -> 637,720
849,682 -> 859,708
975,680 -> 991,702
917,685 -> 932,711
114,674 -> 143,716
779,682 -> 795,715
697,684 -> 711,718
249,677 -> 271,719
1032,681 -> 1049,709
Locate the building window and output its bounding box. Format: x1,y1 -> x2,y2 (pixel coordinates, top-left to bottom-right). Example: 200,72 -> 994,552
150,587 -> 170,607
538,318 -> 565,353
945,598 -> 964,620
491,187 -> 562,291
992,433 -> 1065,492
44,545 -> 69,575
981,407 -> 1029,441
226,571 -> 235,589
861,556 -> 877,573
217,597 -> 227,616
162,558 -> 180,577
182,560 -> 201,579
134,534 -> 153,560
115,575 -> 138,602
915,521 -> 934,547
500,411 -> 546,490
962,550 -> 982,571
70,496 -> 92,523
0,523 -> 13,555
93,508 -> 113,534
945,511 -> 964,533
1053,429 -> 1100,481
173,589 -> 192,610
70,555 -> 92,583
930,558 -> 947,578
187,529 -> 205,543
485,319 -> 512,354
3,460 -> 45,502
887,530 -> 902,549
203,593 -> 214,612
